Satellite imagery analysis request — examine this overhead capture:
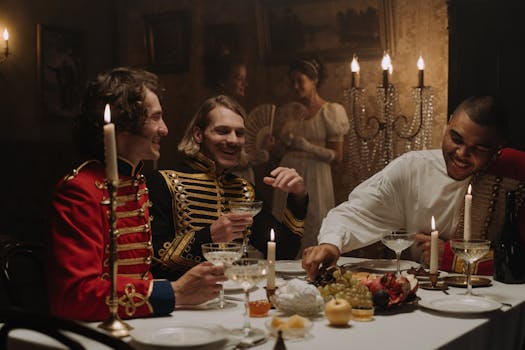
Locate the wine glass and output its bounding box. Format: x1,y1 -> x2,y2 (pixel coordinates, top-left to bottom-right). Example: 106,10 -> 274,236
450,239 -> 491,296
201,242 -> 243,308
381,230 -> 416,277
229,200 -> 263,257
224,258 -> 268,340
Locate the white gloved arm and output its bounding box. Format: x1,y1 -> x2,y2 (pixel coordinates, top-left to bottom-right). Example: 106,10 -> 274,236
290,136 -> 335,162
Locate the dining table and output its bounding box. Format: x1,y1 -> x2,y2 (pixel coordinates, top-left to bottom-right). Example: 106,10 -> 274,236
6,257 -> 525,350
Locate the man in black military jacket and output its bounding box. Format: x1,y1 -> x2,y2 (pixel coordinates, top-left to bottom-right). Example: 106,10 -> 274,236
148,95 -> 308,279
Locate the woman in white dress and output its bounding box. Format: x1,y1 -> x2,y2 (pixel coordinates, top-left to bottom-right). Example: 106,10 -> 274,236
272,58 -> 350,256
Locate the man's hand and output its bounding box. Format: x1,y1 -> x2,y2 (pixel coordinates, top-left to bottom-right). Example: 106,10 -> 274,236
415,233 -> 445,266
171,262 -> 227,306
210,213 -> 252,242
301,244 -> 341,281
263,167 -> 307,199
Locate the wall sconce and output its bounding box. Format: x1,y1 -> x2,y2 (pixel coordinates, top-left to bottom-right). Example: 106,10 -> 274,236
1,28 -> 9,63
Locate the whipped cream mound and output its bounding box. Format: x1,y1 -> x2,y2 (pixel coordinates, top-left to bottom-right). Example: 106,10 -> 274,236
271,279 -> 325,316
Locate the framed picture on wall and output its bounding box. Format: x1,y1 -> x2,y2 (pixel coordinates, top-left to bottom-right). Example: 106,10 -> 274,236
37,24 -> 84,120
144,11 -> 191,73
256,0 -> 394,64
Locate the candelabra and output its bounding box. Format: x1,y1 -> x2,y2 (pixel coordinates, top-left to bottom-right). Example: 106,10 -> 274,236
98,180 -> 133,338
344,82 -> 434,189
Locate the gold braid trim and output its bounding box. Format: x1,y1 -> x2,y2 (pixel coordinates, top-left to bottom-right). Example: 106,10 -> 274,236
118,283 -> 153,316
116,188 -> 148,203
63,160 -> 100,182
116,224 -> 150,236
282,207 -> 304,237
115,201 -> 149,219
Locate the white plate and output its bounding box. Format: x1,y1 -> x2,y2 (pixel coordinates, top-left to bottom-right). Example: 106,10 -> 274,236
418,295 -> 502,314
356,259 -> 419,272
130,322 -> 227,348
275,260 -> 305,274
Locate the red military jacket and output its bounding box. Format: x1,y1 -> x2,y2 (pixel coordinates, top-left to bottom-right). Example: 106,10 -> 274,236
48,159 -> 174,321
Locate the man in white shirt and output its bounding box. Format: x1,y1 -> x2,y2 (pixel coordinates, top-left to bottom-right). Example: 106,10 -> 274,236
302,95 -> 507,280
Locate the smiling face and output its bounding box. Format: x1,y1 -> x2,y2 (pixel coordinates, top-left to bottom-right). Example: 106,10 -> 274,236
290,70 -> 317,101
117,88 -> 168,165
224,64 -> 248,98
193,106 -> 245,173
442,109 -> 503,180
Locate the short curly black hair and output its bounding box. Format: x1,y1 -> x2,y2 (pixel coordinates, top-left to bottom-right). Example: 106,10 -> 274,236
73,67 -> 162,159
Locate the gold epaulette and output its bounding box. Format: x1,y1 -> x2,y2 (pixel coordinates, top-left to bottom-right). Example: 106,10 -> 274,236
63,159 -> 101,182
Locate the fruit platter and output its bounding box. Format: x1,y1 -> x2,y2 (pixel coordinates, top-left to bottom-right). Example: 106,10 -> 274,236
313,265 -> 419,311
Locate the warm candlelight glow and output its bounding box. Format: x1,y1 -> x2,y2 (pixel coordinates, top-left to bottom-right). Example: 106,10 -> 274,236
464,184 -> 473,240
381,52 -> 392,71
351,55 -> 360,73
267,228 -> 276,289
3,28 -> 8,41
430,216 -> 438,274
104,104 -> 111,123
417,55 -> 425,70
431,216 -> 436,231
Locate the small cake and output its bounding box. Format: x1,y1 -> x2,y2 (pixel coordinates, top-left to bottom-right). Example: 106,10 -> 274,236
351,307 -> 374,322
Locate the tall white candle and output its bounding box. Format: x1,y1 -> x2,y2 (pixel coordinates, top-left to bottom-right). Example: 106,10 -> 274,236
267,229 -> 276,289
351,54 -> 360,88
464,184 -> 472,240
103,104 -> 118,184
417,55 -> 425,88
430,216 -> 439,274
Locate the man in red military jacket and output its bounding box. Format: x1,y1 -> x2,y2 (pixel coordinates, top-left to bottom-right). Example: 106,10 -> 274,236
48,67 -> 225,321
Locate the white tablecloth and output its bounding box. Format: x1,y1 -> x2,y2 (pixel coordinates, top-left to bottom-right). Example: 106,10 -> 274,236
7,257 -> 525,350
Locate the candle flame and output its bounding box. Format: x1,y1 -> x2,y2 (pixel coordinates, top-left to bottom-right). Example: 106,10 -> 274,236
417,55 -> 425,70
381,52 -> 392,71
104,104 -> 111,123
351,55 -> 360,73
270,228 -> 275,241
467,184 -> 472,195
431,216 -> 436,231
3,29 -> 8,41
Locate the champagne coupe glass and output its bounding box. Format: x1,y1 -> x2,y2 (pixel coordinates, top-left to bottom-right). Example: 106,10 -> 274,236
224,258 -> 268,340
229,200 -> 263,257
381,230 -> 416,277
450,239 -> 491,296
201,242 -> 243,308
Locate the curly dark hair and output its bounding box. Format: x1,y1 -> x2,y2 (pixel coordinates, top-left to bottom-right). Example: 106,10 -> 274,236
288,57 -> 326,86
73,67 -> 162,159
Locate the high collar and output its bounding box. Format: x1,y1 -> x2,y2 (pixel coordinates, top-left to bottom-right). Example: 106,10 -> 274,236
118,157 -> 143,177
184,152 -> 233,177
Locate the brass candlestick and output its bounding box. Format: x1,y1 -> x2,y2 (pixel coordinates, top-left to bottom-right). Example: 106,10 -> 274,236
420,272 -> 448,291
98,180 -> 133,337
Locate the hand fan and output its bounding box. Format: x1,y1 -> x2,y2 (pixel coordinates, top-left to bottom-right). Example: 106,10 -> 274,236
244,103 -> 276,162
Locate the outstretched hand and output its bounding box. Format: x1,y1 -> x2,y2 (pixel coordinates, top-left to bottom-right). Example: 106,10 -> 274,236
301,244 -> 341,281
263,167 -> 307,198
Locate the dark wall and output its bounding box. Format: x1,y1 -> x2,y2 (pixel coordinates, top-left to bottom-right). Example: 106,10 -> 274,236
0,0 -> 117,242
448,0 -> 525,150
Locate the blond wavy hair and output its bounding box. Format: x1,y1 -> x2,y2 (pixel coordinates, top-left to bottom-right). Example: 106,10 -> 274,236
178,95 -> 250,167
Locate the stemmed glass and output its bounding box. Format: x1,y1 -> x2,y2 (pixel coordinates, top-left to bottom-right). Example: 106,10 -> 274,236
201,242 -> 243,308
450,239 -> 491,295
381,230 -> 416,277
229,200 -> 263,257
224,258 -> 268,340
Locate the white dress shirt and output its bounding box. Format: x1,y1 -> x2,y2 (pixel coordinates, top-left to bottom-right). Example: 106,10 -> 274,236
318,149 -> 471,260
